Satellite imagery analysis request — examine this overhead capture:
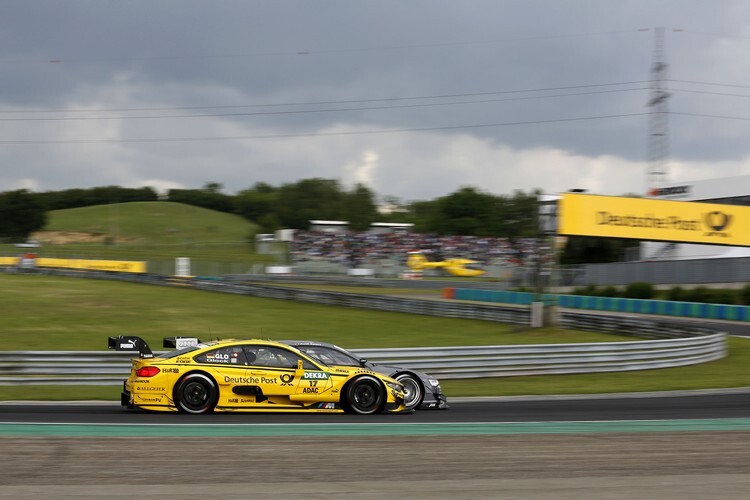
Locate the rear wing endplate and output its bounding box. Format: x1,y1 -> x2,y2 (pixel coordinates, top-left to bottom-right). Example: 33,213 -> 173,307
108,336 -> 154,358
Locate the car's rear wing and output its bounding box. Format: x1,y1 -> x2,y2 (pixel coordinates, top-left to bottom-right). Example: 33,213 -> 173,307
108,336 -> 202,358
108,336 -> 154,358
163,337 -> 201,349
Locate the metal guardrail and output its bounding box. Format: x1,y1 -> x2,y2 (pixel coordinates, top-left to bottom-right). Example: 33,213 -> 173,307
0,269 -> 728,384
223,273 -> 511,290
193,279 -> 531,324
0,317 -> 726,384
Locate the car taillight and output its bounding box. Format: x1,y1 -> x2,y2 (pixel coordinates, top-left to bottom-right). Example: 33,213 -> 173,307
136,366 -> 160,377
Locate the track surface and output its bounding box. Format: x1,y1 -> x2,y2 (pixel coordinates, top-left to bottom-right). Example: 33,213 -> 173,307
3,391 -> 750,424
3,394 -> 750,498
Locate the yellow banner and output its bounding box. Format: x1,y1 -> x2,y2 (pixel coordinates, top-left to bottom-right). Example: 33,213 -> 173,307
0,257 -> 19,266
559,193 -> 750,246
37,258 -> 147,273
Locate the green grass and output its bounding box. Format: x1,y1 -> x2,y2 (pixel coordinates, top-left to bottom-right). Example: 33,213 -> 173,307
44,201 -> 255,243
1,273 -> 748,401
0,274 -> 613,350
442,336 -> 750,396
0,201 -> 277,265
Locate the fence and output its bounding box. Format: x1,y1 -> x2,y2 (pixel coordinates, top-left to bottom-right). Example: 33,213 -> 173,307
558,256 -> 750,287
0,313 -> 726,384
449,287 -> 750,322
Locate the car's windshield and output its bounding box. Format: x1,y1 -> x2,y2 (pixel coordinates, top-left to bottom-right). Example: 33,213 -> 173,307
295,345 -> 361,366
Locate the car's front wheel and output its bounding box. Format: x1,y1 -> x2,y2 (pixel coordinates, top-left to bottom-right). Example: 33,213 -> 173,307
175,373 -> 218,414
395,373 -> 423,410
344,375 -> 385,415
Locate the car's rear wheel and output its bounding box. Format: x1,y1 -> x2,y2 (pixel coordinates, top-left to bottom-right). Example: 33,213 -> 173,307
395,373 -> 423,410
344,375 -> 385,415
175,373 -> 218,414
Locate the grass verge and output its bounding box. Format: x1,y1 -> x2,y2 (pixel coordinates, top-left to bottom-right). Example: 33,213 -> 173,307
1,273 -> 747,400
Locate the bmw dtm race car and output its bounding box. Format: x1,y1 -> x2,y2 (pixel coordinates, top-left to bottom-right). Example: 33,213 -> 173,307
108,336 -> 408,414
284,340 -> 448,410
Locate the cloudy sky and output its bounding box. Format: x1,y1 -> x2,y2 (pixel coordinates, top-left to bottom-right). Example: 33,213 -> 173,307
3,0 -> 750,203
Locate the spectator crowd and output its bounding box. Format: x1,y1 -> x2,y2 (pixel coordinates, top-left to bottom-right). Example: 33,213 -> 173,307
290,230 -> 539,268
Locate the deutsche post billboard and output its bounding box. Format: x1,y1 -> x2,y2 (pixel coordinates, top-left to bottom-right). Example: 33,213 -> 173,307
559,193 -> 750,246
36,258 -> 147,273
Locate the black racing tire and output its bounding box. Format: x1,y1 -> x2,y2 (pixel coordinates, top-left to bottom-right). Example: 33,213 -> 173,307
174,372 -> 218,414
343,375 -> 386,415
395,373 -> 424,410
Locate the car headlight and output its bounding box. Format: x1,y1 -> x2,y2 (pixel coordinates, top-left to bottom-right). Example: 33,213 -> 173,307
386,381 -> 403,393
428,378 -> 441,388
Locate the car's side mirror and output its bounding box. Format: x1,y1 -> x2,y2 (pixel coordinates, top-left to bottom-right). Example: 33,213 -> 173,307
359,358 -> 368,367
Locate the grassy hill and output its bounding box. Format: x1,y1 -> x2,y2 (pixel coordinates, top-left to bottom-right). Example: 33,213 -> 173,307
3,202 -> 275,267
41,201 -> 255,244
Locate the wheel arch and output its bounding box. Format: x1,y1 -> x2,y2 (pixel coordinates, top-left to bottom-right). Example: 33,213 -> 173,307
173,370 -> 220,412
393,371 -> 426,408
341,373 -> 388,414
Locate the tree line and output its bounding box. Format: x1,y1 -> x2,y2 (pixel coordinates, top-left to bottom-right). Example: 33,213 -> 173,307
0,179 -> 635,264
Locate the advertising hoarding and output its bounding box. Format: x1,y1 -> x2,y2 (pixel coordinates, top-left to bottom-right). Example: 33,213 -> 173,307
559,193 -> 750,246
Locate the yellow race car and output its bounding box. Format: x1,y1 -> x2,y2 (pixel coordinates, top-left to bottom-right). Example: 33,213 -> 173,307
108,336 -> 408,414
406,250 -> 486,277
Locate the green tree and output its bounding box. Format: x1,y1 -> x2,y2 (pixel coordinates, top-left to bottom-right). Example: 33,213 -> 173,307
168,186 -> 233,213
343,183 -> 378,231
408,199 -> 441,233
0,190 -> 47,241
436,186 -> 494,235
275,178 -> 344,229
502,190 -> 542,240
234,183 -> 279,223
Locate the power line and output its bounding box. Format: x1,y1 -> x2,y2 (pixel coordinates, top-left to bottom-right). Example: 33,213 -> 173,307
1,109 -> 744,146
0,88 -> 649,122
671,88 -> 750,98
0,112 -> 649,145
0,81 -> 649,114
671,78 -> 750,90
671,110 -> 750,121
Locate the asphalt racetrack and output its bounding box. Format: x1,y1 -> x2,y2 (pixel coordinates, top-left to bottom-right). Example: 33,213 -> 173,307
2,392 -> 750,499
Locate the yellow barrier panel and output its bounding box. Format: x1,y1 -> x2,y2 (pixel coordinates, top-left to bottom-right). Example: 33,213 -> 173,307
559,193 -> 750,246
0,257 -> 19,266
36,258 -> 147,273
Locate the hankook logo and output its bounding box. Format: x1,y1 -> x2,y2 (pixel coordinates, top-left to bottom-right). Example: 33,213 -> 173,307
649,185 -> 691,197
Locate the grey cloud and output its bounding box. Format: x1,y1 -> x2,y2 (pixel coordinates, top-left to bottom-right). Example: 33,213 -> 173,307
2,1 -> 750,198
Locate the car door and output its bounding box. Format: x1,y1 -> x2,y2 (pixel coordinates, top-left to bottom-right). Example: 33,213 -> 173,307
242,344 -> 325,397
